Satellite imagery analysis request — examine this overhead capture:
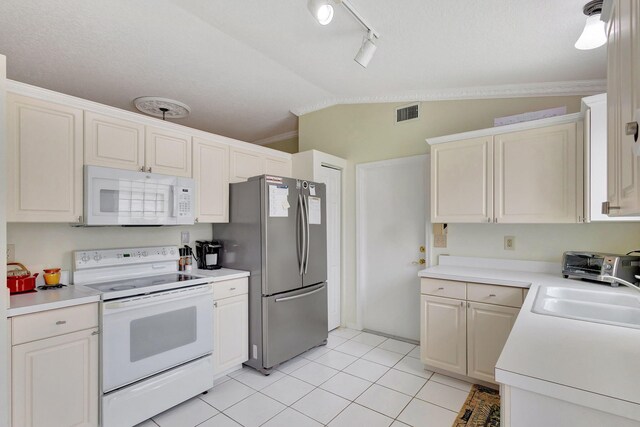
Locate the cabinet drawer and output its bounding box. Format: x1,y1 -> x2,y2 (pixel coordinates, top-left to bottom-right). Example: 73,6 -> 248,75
421,278 -> 466,299
213,278 -> 248,300
467,284 -> 523,308
12,303 -> 98,345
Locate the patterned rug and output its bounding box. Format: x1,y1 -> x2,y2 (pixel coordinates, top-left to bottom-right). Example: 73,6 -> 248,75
452,385 -> 501,427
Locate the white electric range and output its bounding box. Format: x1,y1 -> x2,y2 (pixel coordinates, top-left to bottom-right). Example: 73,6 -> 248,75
74,246 -> 214,427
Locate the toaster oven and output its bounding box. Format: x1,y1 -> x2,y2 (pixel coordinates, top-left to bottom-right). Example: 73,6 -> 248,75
562,251 -> 640,285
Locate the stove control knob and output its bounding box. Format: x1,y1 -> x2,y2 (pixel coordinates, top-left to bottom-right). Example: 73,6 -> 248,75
169,248 -> 175,255
94,254 -> 102,262
604,264 -> 613,271
162,249 -> 167,256
81,254 -> 90,263
142,251 -> 148,257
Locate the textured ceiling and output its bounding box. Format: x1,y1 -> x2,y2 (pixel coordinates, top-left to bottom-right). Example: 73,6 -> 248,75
0,0 -> 606,142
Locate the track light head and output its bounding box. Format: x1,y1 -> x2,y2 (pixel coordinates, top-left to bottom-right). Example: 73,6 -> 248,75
308,0 -> 334,25
355,33 -> 377,68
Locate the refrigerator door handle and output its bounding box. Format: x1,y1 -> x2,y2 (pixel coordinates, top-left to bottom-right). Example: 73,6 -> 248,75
275,286 -> 324,303
297,193 -> 305,276
303,195 -> 310,274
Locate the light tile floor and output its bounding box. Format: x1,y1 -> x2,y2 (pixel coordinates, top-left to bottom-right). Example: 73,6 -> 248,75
138,328 -> 473,427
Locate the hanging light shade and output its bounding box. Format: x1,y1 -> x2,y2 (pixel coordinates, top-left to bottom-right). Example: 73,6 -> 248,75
575,0 -> 606,50
308,0 -> 334,26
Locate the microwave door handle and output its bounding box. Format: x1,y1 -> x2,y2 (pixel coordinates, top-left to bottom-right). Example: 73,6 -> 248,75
170,186 -> 178,218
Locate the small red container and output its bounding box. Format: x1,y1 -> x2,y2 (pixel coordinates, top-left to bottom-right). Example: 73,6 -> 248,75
7,262 -> 38,294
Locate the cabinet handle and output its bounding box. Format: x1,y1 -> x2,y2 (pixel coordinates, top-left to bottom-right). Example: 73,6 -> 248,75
601,201 -> 621,215
460,301 -> 464,307
214,302 -> 218,308
494,218 -> 498,223
55,320 -> 66,325
229,287 -> 236,291
626,121 -> 639,142
488,294 -> 496,297
140,166 -> 145,172
147,167 -> 152,173
77,216 -> 82,223
437,287 -> 444,290
487,218 -> 491,223
195,217 -> 199,223
91,330 -> 99,336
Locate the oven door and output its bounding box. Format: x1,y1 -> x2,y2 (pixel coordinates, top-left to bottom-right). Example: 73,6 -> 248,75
101,284 -> 213,392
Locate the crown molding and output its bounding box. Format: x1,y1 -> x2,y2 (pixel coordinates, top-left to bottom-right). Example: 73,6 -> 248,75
290,79 -> 607,116
252,130 -> 299,146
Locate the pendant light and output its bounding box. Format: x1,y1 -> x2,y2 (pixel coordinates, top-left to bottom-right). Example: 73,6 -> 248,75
575,0 -> 606,50
308,0 -> 334,26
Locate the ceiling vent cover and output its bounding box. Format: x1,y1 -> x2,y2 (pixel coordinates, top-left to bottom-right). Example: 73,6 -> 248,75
396,103 -> 419,123
134,97 -> 191,120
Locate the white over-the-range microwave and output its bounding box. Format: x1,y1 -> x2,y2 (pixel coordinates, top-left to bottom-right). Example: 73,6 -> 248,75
84,165 -> 195,226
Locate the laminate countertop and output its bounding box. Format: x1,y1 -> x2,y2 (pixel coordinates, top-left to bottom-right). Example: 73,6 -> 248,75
419,257 -> 640,422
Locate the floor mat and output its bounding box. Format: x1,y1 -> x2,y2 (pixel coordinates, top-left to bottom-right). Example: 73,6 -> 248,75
452,384 -> 500,427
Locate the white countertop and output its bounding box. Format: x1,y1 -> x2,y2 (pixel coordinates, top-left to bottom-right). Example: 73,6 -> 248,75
193,268 -> 250,281
7,268 -> 249,318
419,257 -> 640,421
8,286 -> 101,317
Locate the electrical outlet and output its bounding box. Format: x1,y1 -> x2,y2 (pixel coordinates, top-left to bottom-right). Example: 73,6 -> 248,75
181,231 -> 190,245
504,236 -> 515,251
7,244 -> 15,262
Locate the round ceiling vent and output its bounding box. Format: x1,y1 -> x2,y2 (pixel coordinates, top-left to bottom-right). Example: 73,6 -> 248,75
133,97 -> 191,120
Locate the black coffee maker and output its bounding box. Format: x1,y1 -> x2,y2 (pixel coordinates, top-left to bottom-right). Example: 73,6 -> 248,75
196,240 -> 223,270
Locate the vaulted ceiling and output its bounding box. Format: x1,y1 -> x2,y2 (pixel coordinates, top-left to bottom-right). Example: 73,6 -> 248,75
0,0 -> 606,143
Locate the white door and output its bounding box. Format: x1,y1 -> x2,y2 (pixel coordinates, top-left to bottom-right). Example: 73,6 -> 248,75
12,328 -> 99,427
213,295 -> 249,374
317,165 -> 342,331
420,295 -> 466,374
357,155 -> 429,340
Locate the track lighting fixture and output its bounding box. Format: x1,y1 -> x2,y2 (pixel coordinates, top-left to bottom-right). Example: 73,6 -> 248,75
575,0 -> 606,50
355,31 -> 377,68
307,0 -> 334,25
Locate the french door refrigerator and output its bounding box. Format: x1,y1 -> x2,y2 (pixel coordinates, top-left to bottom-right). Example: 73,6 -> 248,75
214,175 -> 328,374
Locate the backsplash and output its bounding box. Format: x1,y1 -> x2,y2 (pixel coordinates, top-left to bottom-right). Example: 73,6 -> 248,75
431,222 -> 640,265
7,223 -> 213,279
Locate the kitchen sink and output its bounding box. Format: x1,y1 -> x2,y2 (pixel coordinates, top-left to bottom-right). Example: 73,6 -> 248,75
532,286 -> 640,329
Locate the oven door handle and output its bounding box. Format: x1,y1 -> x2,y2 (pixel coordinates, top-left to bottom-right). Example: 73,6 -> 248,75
103,284 -> 213,311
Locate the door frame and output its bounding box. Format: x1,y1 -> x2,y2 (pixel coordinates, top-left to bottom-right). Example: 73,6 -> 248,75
355,154 -> 430,331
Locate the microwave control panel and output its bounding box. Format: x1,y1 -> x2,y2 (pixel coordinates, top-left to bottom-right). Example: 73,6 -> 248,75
177,187 -> 193,218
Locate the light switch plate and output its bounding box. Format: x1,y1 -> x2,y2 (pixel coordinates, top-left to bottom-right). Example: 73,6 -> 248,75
7,244 -> 15,262
181,231 -> 190,245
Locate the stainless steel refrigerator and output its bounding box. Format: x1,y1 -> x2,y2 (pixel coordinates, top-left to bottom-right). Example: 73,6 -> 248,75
214,175 -> 328,374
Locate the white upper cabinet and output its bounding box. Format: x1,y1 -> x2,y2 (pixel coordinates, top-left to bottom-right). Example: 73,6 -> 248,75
84,111 -> 145,171
7,94 -> 83,223
494,123 -> 579,223
604,0 -> 640,216
428,114 -> 583,224
193,137 -> 229,223
145,126 -> 192,177
431,136 -> 493,223
229,147 -> 265,183
265,155 -> 292,178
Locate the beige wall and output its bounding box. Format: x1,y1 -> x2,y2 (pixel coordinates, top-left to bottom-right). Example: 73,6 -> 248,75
298,97 -> 640,327
263,136 -> 299,154
7,223 -> 213,276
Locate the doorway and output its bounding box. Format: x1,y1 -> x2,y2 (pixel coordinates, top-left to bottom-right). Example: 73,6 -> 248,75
356,155 -> 430,341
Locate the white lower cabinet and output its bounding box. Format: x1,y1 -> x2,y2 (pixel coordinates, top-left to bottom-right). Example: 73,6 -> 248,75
420,278 -> 523,384
213,280 -> 249,375
11,304 -> 99,427
467,302 -> 519,383
420,295 -> 466,374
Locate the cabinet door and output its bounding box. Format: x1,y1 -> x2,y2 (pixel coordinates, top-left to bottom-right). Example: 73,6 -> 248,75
494,123 -> 578,223
12,328 -> 99,427
145,126 -> 192,177
431,136 -> 493,223
213,294 -> 249,374
420,295 -> 466,374
265,156 -> 292,178
7,94 -> 83,222
193,137 -> 229,223
608,0 -> 640,216
467,302 -> 519,383
229,147 -> 264,183
84,111 -> 145,171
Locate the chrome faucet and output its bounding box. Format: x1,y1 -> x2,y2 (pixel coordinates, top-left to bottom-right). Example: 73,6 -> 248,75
598,275 -> 640,293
